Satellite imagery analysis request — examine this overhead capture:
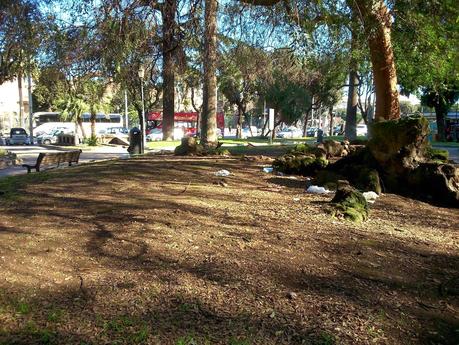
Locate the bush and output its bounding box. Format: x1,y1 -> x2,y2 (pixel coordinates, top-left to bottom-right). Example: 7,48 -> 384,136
84,137 -> 98,146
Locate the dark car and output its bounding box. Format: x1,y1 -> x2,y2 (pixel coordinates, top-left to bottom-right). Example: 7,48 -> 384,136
8,128 -> 30,145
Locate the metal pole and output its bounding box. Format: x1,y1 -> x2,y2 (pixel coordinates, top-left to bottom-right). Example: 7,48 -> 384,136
27,73 -> 33,144
140,82 -> 146,153
124,89 -> 129,128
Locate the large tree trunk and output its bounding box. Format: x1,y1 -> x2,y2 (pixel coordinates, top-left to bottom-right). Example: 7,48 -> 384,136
236,107 -> 243,138
302,109 -> 311,137
162,0 -> 176,141
345,70 -> 358,140
329,107 -> 334,136
77,118 -> 86,139
357,0 -> 400,121
200,0 -> 218,146
90,109 -> 96,140
434,105 -> 447,142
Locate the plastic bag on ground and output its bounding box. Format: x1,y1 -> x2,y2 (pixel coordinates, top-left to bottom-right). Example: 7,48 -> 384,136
363,191 -> 379,203
262,167 -> 273,173
215,169 -> 231,177
305,185 -> 331,194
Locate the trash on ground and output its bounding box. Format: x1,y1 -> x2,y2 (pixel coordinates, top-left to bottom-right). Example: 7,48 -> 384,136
305,185 -> 331,194
262,167 -> 273,173
293,197 -> 300,202
363,191 -> 379,203
215,169 -> 231,177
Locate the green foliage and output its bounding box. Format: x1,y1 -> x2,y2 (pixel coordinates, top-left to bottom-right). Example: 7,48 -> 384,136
426,147 -> 449,162
316,331 -> 337,345
0,1 -> 43,84
84,137 -> 98,146
16,301 -> 30,315
0,149 -> 7,157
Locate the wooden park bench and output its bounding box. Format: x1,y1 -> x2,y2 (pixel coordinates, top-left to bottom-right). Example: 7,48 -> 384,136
22,150 -> 82,173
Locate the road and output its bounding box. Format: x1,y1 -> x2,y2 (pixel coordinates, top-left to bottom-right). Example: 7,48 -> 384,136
0,145 -> 131,177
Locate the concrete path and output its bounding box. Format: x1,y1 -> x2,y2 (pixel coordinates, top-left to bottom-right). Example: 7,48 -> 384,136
0,145 -> 131,178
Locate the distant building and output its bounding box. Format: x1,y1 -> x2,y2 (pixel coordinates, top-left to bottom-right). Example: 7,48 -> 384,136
0,77 -> 31,133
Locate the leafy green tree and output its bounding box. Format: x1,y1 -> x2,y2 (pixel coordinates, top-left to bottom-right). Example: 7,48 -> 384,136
219,43 -> 269,138
421,84 -> 459,141
0,0 -> 43,84
393,0 -> 459,141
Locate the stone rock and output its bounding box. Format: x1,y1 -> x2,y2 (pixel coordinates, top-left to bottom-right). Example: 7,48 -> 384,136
174,137 -> 203,156
330,180 -> 369,222
273,153 -> 328,176
290,143 -> 327,160
317,140 -> 348,158
368,115 -> 430,174
407,163 -> 459,207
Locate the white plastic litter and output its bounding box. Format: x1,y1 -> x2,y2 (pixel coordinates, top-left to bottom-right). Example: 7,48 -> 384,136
305,185 -> 331,194
293,197 -> 300,202
215,169 -> 231,177
262,167 -> 273,173
363,191 -> 379,203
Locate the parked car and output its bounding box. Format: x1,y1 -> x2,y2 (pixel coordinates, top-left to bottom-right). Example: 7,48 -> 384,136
146,128 -> 162,141
333,125 -> 344,136
104,127 -> 129,135
277,127 -> 303,139
356,124 -> 368,136
306,127 -> 318,137
7,128 -> 30,145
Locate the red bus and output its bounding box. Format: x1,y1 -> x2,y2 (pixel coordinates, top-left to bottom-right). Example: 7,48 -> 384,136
147,111 -> 225,137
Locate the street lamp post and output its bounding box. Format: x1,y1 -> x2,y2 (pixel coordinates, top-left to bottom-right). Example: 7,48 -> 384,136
138,66 -> 146,153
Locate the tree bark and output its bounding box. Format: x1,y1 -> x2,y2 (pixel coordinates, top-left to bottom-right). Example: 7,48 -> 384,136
302,109 -> 311,137
162,0 -> 176,141
90,109 -> 96,140
329,107 -> 334,136
200,0 -> 218,146
345,70 -> 358,140
434,105 -> 447,142
77,118 -> 86,139
356,0 -> 400,121
236,107 -> 243,138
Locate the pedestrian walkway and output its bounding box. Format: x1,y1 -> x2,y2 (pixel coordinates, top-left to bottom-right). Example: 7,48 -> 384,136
0,145 -> 131,178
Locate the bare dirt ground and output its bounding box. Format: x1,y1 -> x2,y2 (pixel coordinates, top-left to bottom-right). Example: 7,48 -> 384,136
0,155 -> 458,345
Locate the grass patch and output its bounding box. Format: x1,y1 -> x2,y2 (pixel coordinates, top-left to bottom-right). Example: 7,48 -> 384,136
0,172 -> 50,200
0,149 -> 7,157
431,141 -> 459,148
224,144 -> 294,156
146,140 -> 181,150
16,301 -> 30,315
47,308 -> 64,322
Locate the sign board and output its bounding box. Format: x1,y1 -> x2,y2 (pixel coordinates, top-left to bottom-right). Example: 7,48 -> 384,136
268,108 -> 275,131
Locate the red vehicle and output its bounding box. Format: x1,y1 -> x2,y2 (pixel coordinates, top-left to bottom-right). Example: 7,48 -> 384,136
147,111 -> 224,137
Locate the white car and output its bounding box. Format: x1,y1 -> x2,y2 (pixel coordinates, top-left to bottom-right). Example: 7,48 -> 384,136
277,127 -> 303,139
146,128 -> 163,141
356,124 -> 368,136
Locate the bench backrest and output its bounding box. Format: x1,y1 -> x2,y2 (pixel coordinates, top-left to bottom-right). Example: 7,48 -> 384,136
37,150 -> 82,167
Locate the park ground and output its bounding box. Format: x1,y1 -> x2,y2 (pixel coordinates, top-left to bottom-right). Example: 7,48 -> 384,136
0,153 -> 458,345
